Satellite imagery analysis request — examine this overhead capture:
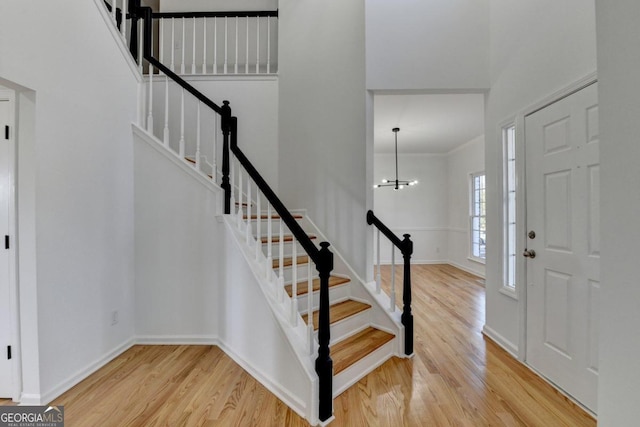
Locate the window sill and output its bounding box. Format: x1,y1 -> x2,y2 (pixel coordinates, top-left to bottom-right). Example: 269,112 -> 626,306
499,285 -> 518,300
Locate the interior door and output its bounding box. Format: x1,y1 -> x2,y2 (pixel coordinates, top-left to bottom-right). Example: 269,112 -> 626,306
525,82 -> 599,412
0,98 -> 12,397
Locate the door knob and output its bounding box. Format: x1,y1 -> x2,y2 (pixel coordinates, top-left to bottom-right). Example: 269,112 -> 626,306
523,249 -> 536,259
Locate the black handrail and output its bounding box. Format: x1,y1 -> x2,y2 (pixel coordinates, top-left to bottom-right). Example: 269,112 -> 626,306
103,0 -> 125,30
152,10 -> 278,19
136,5 -> 333,422
367,210 -> 414,356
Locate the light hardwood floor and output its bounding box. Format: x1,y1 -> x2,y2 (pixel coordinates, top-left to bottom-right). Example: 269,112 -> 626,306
1,265 -> 596,426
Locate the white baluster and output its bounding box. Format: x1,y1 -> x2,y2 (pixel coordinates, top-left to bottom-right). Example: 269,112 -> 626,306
181,18 -> 186,74
202,18 -> 207,74
147,39 -> 154,133
138,79 -> 145,126
237,167 -> 243,228
279,218 -> 284,283
224,17 -> 228,74
279,276 -> 285,303
111,0 -> 116,23
291,238 -> 298,326
138,22 -> 143,74
376,229 -> 381,294
266,203 -> 273,279
308,262 -> 314,354
170,18 -> 175,72
255,17 -> 260,73
390,246 -> 396,312
234,16 -> 239,74
267,17 -> 271,74
246,179 -> 252,245
159,18 -> 164,64
122,0 -> 128,41
191,17 -> 197,74
245,17 -> 249,74
163,76 -> 170,146
255,192 -> 262,260
230,158 -> 236,208
179,88 -> 185,158
195,101 -> 201,171
213,17 -> 218,74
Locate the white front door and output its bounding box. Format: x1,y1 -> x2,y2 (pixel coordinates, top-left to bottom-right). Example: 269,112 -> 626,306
0,97 -> 13,397
525,82 -> 599,412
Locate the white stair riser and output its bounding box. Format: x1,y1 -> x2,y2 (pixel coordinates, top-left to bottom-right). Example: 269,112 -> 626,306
332,339 -> 396,398
277,265 -> 313,283
323,309 -> 372,344
294,283 -> 350,312
250,221 -> 296,235
261,240 -> 319,255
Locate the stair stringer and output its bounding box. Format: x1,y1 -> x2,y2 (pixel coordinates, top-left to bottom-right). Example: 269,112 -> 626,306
220,216 -> 320,426
297,212 -> 406,396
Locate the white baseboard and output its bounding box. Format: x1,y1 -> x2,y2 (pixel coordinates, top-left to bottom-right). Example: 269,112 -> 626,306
134,336 -> 310,422
377,259 -> 446,265
18,394 -> 44,406
482,325 -> 518,358
215,341 -> 309,421
135,335 -> 219,345
447,260 -> 485,278
38,337 -> 136,405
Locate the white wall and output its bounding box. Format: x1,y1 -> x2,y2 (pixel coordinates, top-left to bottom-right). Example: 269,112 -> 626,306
148,77 -> 279,190
373,153 -> 449,264
218,219 -> 314,421
278,0 -> 369,279
447,135 -> 485,277
133,130 -> 221,339
365,0 -> 490,90
372,136 -> 485,277
485,0 -> 597,352
0,0 -> 139,403
595,1 -> 640,424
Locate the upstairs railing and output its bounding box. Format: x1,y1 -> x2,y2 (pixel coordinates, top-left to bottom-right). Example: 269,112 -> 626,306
367,210 -> 414,356
115,3 -> 333,422
103,0 -> 278,75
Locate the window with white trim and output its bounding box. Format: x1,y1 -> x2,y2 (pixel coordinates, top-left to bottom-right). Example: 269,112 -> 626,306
470,172 -> 486,261
503,124 -> 516,288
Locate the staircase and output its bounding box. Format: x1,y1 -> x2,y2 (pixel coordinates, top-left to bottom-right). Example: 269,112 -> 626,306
246,212 -> 398,393
102,1 -> 412,425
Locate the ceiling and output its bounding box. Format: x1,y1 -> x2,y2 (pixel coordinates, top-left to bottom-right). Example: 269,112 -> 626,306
374,93 -> 485,154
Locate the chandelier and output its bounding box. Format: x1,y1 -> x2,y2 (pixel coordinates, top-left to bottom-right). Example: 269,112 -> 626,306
374,127 -> 418,190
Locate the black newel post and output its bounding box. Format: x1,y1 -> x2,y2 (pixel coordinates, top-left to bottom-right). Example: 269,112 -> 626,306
315,242 -> 334,422
129,0 -> 140,60
401,234 -> 414,356
220,101 -> 232,214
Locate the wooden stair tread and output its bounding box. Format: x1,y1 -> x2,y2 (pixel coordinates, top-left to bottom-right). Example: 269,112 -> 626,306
272,255 -> 310,269
244,214 -> 304,220
331,327 -> 395,375
301,299 -> 371,330
284,276 -> 350,297
261,234 -> 316,244
184,157 -> 213,178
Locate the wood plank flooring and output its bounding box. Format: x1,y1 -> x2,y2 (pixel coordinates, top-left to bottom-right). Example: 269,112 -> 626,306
4,264 -> 595,426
